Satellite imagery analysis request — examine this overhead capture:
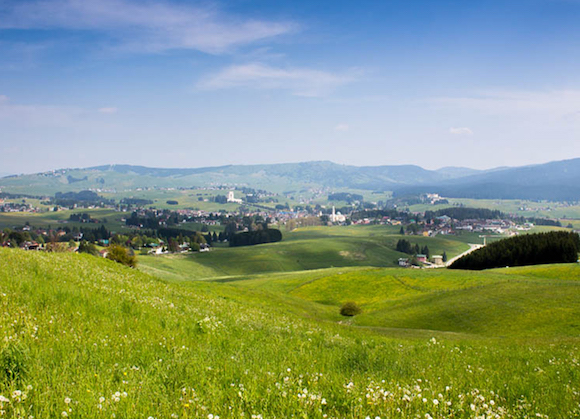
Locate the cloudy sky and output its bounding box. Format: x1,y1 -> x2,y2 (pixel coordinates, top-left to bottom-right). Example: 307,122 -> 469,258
1,0 -> 580,174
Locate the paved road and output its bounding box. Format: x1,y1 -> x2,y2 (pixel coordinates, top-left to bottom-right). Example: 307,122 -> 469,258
445,243 -> 484,267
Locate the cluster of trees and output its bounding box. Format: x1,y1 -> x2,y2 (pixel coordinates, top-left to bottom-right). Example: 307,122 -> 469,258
120,198 -> 153,206
526,218 -> 562,227
66,175 -> 88,184
395,239 -> 430,257
328,192 -> 363,203
424,207 -> 504,221
213,195 -> 229,204
53,190 -> 114,207
68,213 -> 98,223
229,228 -> 282,247
449,231 -> 580,270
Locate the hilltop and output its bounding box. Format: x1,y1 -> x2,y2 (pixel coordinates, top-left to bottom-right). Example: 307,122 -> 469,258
3,158 -> 580,200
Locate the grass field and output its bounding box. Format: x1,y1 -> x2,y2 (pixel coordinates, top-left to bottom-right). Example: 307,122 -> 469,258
139,226 -> 472,280
225,264 -> 580,338
408,198 -> 580,219
1,248 -> 580,418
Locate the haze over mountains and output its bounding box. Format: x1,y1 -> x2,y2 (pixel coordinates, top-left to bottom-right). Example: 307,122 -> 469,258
1,158 -> 580,201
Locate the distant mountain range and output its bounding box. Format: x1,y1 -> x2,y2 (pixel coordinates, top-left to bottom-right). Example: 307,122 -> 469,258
1,158 -> 580,201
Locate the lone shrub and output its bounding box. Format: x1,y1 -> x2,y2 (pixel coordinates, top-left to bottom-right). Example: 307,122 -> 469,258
1,342 -> 29,384
340,301 -> 361,317
106,245 -> 137,268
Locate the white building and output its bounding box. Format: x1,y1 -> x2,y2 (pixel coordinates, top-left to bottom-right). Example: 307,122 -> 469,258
227,191 -> 243,204
329,206 -> 346,223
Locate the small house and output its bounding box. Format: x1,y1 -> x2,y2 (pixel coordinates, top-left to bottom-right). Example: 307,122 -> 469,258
416,254 -> 427,263
432,255 -> 444,266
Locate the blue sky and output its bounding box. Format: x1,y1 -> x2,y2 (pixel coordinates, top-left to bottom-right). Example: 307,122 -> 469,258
1,0 -> 580,174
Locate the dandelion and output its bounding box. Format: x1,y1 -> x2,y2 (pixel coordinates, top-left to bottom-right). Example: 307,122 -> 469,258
433,399 -> 439,405
64,398 -> 71,404
61,412 -> 68,417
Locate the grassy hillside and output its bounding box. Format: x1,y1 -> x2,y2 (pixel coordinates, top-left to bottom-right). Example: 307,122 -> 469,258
139,226 -> 471,280
225,264 -> 580,338
0,162 -> 470,196
1,248 -> 579,418
0,208 -> 127,232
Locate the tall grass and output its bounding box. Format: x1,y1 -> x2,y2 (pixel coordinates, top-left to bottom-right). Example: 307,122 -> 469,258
0,249 -> 578,417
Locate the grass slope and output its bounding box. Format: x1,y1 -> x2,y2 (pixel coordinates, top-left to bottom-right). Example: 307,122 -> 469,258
139,226 -> 470,279
227,264 -> 580,338
1,249 -> 579,417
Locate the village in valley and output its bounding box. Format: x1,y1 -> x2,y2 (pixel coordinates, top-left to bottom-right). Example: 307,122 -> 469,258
1,182 -> 573,269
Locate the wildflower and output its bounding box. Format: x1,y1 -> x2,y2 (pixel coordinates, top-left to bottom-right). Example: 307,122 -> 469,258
61,412 -> 68,417
433,399 -> 439,405
0,396 -> 9,403
64,398 -> 71,404
11,391 -> 22,399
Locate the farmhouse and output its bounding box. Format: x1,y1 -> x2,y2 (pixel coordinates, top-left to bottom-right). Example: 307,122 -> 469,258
432,255 -> 444,266
398,258 -> 409,267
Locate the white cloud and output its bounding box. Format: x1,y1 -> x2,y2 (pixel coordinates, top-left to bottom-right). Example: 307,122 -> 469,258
334,123 -> 349,132
98,107 -> 118,114
0,0 -> 295,54
198,63 -> 355,97
430,89 -> 580,119
0,95 -> 84,126
449,127 -> 473,135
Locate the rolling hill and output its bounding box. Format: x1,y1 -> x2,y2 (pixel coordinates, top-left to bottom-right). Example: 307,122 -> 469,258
395,158 -> 580,200
1,248 -> 579,417
2,157 -> 580,200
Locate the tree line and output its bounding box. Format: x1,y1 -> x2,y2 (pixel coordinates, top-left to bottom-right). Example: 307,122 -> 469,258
449,231 -> 580,270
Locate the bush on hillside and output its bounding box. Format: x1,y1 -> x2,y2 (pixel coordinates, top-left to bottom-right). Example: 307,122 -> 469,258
106,245 -> 137,268
78,240 -> 99,256
229,228 -> 282,247
449,231 -> 580,270
340,301 -> 362,317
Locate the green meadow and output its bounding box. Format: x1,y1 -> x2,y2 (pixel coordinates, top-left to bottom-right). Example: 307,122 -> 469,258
408,198 -> 580,219
1,224 -> 580,417
0,208 -> 127,232
139,226 -> 471,279
1,248 -> 580,418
